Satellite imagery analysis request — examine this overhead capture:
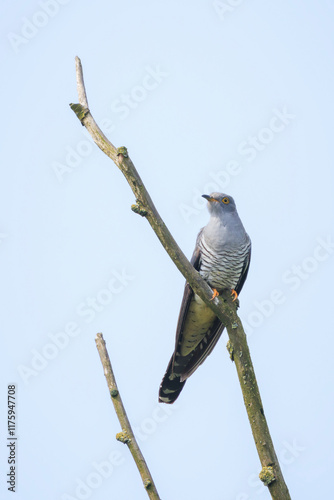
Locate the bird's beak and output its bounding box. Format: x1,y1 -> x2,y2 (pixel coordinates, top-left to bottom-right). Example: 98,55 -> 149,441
202,194 -> 218,202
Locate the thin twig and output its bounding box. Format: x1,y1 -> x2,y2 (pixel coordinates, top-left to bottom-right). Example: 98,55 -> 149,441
95,333 -> 161,500
75,56 -> 88,109
71,57 -> 291,500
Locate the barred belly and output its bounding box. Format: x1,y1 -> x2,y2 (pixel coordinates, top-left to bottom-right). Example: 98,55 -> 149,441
198,236 -> 249,290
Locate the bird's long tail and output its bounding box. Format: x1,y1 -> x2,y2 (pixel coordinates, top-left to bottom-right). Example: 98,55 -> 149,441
158,356 -> 187,404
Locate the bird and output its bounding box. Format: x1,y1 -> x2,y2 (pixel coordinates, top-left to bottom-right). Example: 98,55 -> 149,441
159,192 -> 251,404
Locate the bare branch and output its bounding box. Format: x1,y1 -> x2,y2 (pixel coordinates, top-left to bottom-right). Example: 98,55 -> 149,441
72,57 -> 291,500
75,56 -> 88,109
95,333 -> 161,500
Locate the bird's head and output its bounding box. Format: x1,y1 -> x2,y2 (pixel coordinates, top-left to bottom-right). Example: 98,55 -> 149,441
202,192 -> 236,215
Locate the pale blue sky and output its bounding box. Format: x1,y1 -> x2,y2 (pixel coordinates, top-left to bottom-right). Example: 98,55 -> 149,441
1,1 -> 334,499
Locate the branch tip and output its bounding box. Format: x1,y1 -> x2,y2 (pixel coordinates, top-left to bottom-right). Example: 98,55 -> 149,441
75,55 -> 89,108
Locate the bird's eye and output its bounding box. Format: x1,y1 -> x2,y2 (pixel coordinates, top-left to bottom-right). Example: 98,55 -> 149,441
222,197 -> 229,204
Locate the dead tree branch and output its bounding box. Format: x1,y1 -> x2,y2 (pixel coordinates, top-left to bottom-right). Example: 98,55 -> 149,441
71,56 -> 291,500
95,333 -> 161,500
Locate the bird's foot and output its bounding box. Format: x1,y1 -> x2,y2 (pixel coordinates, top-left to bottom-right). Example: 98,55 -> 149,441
210,288 -> 219,300
231,289 -> 238,301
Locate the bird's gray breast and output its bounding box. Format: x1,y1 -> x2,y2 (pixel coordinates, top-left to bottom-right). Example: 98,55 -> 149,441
198,219 -> 250,290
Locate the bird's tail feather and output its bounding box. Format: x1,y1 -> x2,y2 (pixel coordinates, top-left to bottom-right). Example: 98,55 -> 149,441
158,355 -> 187,404
159,322 -> 225,403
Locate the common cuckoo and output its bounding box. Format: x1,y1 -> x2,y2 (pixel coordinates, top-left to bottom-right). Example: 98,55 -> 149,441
159,192 -> 251,404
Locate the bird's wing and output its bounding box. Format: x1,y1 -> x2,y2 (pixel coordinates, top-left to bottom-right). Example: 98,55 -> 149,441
159,234 -> 251,403
235,244 -> 251,295
179,318 -> 225,380
170,229 -> 225,381
158,235 -> 204,403
172,231 -> 203,355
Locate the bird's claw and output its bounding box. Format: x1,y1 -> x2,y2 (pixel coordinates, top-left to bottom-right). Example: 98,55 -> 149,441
231,289 -> 238,301
210,288 -> 219,301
